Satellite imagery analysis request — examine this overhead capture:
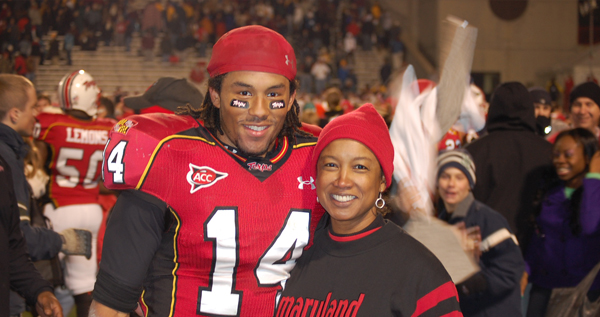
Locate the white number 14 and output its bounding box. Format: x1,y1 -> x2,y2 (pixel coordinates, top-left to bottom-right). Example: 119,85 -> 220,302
198,208 -> 310,316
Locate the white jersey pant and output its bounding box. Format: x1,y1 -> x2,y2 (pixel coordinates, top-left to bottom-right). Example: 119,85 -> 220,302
45,203 -> 102,295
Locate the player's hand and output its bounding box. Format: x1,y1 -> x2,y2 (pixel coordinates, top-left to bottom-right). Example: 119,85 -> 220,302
589,151 -> 600,174
60,228 -> 92,259
36,291 -> 63,317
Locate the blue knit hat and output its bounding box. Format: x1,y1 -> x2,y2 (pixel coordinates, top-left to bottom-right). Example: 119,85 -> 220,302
436,149 -> 476,189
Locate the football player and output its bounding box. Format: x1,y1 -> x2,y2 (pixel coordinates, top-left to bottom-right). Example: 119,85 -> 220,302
91,26 -> 325,316
34,70 -> 115,317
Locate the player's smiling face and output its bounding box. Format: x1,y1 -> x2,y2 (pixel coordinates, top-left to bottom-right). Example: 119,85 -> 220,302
211,71 -> 294,157
316,139 -> 386,235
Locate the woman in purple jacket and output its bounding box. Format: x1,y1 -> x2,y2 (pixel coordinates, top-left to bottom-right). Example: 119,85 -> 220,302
526,128 -> 600,316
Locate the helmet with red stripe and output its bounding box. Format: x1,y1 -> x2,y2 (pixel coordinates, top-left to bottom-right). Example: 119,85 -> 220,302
57,70 -> 100,117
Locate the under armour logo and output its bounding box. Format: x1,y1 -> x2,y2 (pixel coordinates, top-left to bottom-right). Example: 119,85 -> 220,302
297,176 -> 315,190
285,55 -> 290,66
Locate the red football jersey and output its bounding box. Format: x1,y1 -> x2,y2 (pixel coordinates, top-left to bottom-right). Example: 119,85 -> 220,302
35,113 -> 115,207
102,114 -> 326,316
438,128 -> 463,151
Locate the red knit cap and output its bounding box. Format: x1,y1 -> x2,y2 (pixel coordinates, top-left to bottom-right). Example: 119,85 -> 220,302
207,25 -> 297,81
312,103 -> 394,188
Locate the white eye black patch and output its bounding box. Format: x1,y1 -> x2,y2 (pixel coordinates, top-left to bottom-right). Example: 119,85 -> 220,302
230,99 -> 249,108
270,100 -> 285,109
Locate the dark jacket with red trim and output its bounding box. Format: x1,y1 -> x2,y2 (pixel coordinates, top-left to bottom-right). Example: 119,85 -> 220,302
278,214 -> 462,317
438,194 -> 524,317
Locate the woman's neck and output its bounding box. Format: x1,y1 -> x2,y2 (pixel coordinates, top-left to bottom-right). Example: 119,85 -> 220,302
330,208 -> 377,235
566,174 -> 585,189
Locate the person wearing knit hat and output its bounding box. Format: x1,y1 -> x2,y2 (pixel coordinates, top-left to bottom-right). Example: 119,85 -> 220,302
437,149 -> 476,190
569,82 -> 600,137
311,103 -> 394,188
279,104 -> 462,316
529,87 -> 553,136
92,25 -> 326,316
436,149 -> 524,317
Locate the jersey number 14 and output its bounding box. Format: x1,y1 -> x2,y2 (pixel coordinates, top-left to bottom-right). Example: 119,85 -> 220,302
198,208 -> 310,316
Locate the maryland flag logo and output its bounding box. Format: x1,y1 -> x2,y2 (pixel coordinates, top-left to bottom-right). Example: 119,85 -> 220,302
186,164 -> 228,193
113,119 -> 138,135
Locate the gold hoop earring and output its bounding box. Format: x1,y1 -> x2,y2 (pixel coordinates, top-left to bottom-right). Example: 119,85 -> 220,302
375,192 -> 385,209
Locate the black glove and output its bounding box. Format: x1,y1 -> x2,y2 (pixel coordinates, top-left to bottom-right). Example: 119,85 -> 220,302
60,228 -> 92,259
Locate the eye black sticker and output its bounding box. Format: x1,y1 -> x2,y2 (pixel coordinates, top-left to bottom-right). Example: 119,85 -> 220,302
230,99 -> 249,108
270,100 -> 285,109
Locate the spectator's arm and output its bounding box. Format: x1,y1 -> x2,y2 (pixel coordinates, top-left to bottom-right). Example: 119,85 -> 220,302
474,226 -> 524,299
19,220 -> 62,261
580,162 -> 600,235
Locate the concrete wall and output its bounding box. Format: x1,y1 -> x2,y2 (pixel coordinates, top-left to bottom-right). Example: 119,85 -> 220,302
401,0 -> 589,85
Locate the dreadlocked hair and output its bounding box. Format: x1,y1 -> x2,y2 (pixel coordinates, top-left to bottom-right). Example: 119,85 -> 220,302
177,74 -> 312,143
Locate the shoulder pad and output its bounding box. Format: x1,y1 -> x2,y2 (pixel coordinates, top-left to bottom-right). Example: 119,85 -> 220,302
35,113 -> 116,140
300,122 -> 322,137
102,114 -> 200,190
34,113 -> 63,140
293,136 -> 318,149
37,112 -> 62,124
96,117 -> 118,127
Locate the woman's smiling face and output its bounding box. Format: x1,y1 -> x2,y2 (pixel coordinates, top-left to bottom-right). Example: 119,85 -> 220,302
553,135 -> 587,187
316,139 -> 386,235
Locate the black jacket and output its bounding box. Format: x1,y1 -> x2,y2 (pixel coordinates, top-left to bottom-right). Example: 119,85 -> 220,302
439,194 -> 524,317
466,82 -> 553,251
0,154 -> 53,317
0,124 -> 62,314
0,123 -> 62,261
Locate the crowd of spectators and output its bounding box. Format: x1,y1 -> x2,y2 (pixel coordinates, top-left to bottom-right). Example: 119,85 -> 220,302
0,0 -> 406,99
4,2 -> 600,317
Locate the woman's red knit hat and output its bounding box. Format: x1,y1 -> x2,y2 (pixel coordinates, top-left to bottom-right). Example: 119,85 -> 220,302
312,103 -> 394,188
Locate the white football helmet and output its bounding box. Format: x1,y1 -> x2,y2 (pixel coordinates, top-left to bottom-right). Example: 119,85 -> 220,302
57,70 -> 100,117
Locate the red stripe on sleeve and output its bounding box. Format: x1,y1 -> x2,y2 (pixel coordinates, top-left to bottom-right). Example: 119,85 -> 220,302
411,281 -> 460,317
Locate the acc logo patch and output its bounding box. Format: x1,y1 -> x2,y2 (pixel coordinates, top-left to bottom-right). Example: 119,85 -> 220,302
113,119 -> 138,135
186,164 -> 228,193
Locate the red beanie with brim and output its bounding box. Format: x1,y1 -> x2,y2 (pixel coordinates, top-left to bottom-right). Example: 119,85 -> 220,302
207,25 -> 297,81
312,103 -> 394,188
